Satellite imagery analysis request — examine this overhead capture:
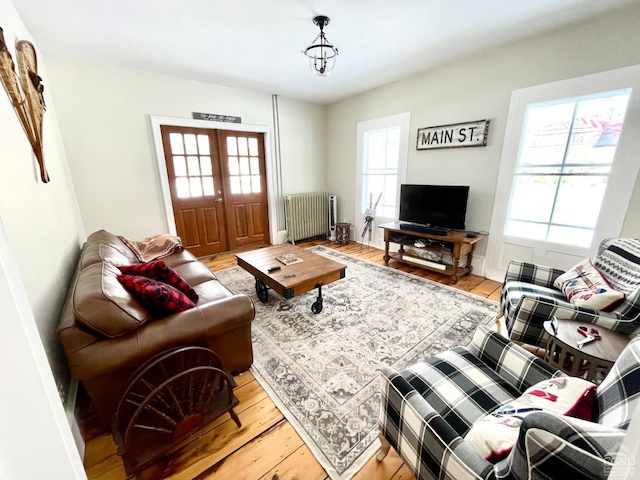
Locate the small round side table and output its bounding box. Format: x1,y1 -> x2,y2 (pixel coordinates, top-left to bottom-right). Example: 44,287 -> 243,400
543,319 -> 630,383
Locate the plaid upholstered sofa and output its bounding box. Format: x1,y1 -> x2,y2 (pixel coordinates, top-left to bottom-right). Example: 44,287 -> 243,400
377,325 -> 640,480
501,238 -> 640,346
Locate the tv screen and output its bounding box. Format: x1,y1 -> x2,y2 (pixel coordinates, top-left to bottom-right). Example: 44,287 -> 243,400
399,184 -> 469,230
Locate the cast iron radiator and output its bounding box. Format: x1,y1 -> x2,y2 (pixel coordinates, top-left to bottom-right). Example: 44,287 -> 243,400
285,192 -> 329,243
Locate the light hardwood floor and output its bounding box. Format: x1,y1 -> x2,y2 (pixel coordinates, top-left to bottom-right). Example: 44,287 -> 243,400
83,239 -> 502,480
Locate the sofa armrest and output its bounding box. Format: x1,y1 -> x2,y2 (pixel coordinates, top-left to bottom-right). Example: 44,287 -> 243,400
379,365 -> 494,480
66,294 -> 254,380
508,296 -> 628,346
467,325 -> 560,393
504,260 -> 565,288
497,412 -> 624,480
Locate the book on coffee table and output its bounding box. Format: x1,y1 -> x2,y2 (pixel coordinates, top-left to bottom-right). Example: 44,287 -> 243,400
276,253 -> 303,265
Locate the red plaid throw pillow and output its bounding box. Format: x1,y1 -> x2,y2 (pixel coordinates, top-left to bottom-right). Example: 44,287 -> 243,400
117,275 -> 196,317
119,261 -> 198,303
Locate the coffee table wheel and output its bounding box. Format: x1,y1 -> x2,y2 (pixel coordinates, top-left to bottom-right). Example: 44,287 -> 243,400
311,298 -> 323,314
255,278 -> 269,303
311,283 -> 323,314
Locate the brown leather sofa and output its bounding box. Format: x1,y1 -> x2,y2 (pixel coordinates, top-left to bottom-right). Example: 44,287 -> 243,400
57,230 -> 255,428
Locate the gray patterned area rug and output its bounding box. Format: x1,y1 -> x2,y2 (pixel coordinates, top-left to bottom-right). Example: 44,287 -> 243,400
215,246 -> 499,480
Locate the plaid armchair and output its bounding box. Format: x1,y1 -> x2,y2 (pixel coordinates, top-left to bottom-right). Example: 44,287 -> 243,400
377,325 -> 640,480
501,238 -> 640,347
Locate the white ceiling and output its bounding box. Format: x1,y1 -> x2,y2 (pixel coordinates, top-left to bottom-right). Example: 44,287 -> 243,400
11,0 -> 639,105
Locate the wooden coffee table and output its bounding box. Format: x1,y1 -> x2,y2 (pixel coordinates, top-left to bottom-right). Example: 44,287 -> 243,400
236,244 -> 346,314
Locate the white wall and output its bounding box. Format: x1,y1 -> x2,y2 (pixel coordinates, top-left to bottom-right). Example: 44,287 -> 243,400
0,219 -> 85,479
326,3 -> 640,260
44,57 -> 326,239
0,0 -> 85,391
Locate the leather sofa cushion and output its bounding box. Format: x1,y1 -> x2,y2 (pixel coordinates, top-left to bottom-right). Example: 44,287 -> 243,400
79,242 -> 134,270
73,262 -> 151,338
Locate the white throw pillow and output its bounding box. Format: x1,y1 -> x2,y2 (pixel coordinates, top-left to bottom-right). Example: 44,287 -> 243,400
464,377 -> 596,462
553,259 -> 625,311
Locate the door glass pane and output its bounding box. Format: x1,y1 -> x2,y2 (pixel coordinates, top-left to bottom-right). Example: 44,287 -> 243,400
173,156 -> 187,177
169,133 -> 184,154
228,157 -> 239,175
189,177 -> 203,197
251,175 -> 261,193
176,178 -> 190,198
227,137 -> 238,155
250,157 -> 260,174
238,137 -> 248,156
230,176 -> 241,194
239,157 -> 250,175
197,135 -> 210,155
241,176 -> 251,193
248,138 -> 258,156
187,156 -> 200,176
184,134 -> 198,155
202,177 -> 214,196
200,156 -> 212,176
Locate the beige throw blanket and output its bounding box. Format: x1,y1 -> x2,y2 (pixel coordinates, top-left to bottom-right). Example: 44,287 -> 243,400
118,234 -> 183,263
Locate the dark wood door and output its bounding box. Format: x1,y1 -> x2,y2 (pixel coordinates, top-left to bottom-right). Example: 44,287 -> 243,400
160,126 -> 269,257
218,130 -> 270,250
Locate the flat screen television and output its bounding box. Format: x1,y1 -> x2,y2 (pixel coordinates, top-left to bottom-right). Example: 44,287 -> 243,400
399,184 -> 469,230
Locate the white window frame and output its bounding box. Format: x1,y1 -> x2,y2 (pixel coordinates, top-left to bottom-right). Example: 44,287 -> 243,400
485,64 -> 640,279
355,112 -> 411,248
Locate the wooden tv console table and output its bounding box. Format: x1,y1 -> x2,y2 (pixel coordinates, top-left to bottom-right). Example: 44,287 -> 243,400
379,221 -> 487,284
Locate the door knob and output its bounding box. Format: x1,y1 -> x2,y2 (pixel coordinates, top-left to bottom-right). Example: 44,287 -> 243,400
216,198 -> 223,202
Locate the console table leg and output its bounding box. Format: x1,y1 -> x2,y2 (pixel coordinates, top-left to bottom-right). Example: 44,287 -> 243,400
383,241 -> 390,265
452,258 -> 460,284
467,250 -> 474,275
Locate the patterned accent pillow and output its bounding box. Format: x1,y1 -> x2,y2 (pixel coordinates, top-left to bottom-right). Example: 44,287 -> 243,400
553,259 -> 625,311
119,261 -> 199,303
117,275 -> 196,317
464,377 -> 597,463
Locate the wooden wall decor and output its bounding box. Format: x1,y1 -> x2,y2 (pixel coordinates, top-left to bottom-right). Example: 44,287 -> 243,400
416,119 -> 490,151
0,27 -> 49,183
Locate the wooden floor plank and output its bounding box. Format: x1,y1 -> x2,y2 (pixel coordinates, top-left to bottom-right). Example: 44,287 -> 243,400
162,397 -> 284,480
352,448 -> 407,480
258,444 -> 329,480
84,432 -> 118,469
196,421 -> 305,480
391,464 -> 417,480
470,278 -> 502,298
83,239 -> 503,480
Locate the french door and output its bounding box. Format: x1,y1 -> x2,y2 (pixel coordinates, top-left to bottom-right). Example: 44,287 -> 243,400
160,125 -> 270,257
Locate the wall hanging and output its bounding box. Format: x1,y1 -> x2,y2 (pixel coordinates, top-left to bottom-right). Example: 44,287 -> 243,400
417,119 -> 489,151
0,27 -> 49,183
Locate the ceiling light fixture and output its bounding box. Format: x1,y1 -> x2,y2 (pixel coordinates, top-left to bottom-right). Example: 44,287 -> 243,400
302,15 -> 338,76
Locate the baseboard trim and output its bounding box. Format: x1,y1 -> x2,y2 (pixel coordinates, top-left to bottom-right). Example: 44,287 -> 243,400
65,379 -> 85,460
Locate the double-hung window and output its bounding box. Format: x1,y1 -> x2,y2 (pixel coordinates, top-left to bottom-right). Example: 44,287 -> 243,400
356,113 -> 410,245
506,89 -> 631,248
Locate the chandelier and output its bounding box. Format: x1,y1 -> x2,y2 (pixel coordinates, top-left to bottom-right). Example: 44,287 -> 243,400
301,16 -> 339,76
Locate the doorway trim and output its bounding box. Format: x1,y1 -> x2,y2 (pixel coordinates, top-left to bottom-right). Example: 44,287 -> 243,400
149,115 -> 281,247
